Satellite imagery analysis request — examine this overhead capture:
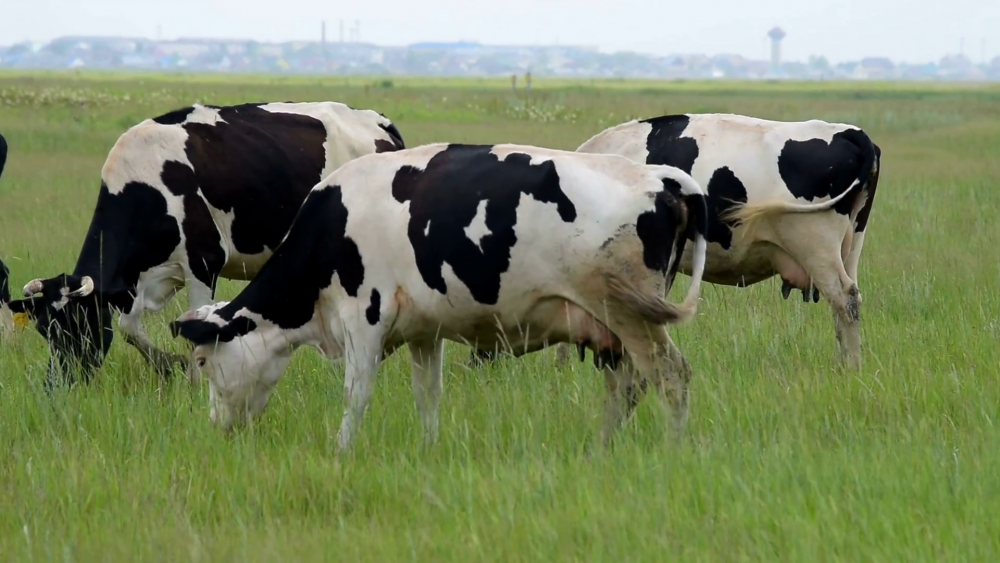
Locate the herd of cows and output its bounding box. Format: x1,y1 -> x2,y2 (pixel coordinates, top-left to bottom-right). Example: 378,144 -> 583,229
0,100 -> 881,451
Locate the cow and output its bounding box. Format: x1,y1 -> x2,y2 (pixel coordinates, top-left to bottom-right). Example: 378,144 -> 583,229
0,135 -> 11,336
7,102 -> 405,389
567,113 -> 881,369
168,143 -> 710,452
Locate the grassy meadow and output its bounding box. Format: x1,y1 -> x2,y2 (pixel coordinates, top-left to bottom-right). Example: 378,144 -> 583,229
1,72 -> 999,561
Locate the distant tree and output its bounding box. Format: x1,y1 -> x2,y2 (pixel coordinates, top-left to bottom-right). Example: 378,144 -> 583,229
808,55 -> 831,72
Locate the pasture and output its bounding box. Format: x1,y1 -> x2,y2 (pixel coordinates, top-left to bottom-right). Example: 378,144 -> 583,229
1,72 -> 999,560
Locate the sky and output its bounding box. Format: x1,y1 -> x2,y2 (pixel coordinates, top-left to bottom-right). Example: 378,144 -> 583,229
3,0 -> 998,64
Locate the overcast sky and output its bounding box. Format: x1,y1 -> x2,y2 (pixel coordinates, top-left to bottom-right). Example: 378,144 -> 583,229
3,0 -> 997,64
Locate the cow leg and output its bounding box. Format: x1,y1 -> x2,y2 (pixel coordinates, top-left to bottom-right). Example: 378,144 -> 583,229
554,343 -> 573,367
408,339 -> 445,446
120,309 -> 185,378
594,321 -> 692,445
603,318 -> 693,443
336,326 -> 385,454
633,332 -> 692,442
120,268 -> 186,377
775,215 -> 862,369
598,353 -> 649,446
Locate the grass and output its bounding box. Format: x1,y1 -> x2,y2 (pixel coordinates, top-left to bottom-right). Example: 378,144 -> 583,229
1,71 -> 999,561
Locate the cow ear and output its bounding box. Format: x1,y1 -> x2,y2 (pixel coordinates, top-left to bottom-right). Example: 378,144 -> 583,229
6,297 -> 40,316
170,318 -> 223,345
222,317 -> 258,340
170,316 -> 257,345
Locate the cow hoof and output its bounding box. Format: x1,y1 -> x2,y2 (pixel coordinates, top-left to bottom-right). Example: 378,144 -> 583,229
802,287 -> 810,302
812,287 -> 820,303
781,280 -> 792,300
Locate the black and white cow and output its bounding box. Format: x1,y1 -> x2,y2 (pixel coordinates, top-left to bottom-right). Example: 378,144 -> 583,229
7,102 -> 405,387
573,113 -> 881,368
0,135 -> 11,336
169,143 -> 710,451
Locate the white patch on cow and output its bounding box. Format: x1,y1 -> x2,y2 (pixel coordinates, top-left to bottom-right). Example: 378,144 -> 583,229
100,120 -> 190,233
424,221 -> 431,237
260,101 -> 398,180
577,121 -> 655,163
184,105 -> 227,126
51,296 -> 69,311
464,200 -> 491,252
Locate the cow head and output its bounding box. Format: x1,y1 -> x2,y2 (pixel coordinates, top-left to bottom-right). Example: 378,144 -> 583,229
7,273 -> 117,385
170,304 -> 294,431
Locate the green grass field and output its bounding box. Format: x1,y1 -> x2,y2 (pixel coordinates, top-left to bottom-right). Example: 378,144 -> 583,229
1,73 -> 999,561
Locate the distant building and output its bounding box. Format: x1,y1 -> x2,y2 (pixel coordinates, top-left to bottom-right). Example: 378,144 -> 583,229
0,32 -> 995,81
857,57 -> 895,79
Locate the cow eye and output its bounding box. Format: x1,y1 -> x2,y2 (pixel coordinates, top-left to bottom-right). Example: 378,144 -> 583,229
196,357 -> 206,368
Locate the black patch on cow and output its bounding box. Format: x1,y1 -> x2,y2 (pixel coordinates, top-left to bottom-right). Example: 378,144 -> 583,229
390,144 -> 577,305
652,179 -> 707,290
366,288 -> 381,325
0,258 -> 10,304
173,185 -> 365,345
160,161 -> 226,290
152,106 -> 196,125
640,115 -> 699,174
73,182 -> 182,301
635,185 -> 684,274
704,166 -> 749,249
0,132 -> 7,181
777,128 -> 878,217
171,315 -> 258,346
854,143 -> 881,233
177,104 -> 328,258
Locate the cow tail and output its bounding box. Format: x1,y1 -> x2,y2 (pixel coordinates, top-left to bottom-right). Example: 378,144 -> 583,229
721,128 -> 879,243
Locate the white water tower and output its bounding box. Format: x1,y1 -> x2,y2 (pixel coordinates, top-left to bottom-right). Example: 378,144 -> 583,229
768,27 -> 786,71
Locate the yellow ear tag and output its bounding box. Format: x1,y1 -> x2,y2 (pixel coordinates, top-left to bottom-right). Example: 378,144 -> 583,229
12,312 -> 29,329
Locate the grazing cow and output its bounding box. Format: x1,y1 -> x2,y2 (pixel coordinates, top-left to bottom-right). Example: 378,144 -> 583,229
0,137 -> 11,336
7,102 -> 405,388
169,143 -> 709,451
571,113 -> 881,368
